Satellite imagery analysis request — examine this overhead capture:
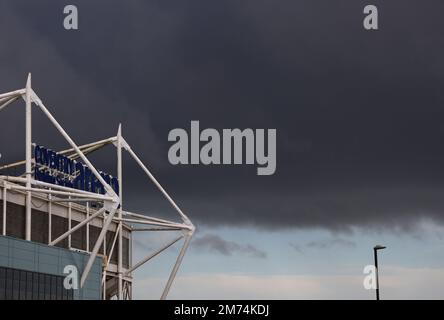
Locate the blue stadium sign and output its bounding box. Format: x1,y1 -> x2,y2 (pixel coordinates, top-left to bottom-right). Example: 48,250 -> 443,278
34,144 -> 119,195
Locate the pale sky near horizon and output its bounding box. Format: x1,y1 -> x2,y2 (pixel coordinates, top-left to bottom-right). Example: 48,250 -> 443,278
131,221 -> 444,299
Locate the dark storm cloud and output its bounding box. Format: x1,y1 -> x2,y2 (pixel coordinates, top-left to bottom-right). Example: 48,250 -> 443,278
192,234 -> 267,259
1,0 -> 444,230
290,237 -> 355,253
306,238 -> 356,250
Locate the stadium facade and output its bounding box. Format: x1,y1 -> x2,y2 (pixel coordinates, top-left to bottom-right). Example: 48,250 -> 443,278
0,74 -> 195,300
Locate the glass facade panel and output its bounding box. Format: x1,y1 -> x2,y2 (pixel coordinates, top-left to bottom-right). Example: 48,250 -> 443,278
25,271 -> 33,300
0,266 -> 73,300
0,267 -> 5,300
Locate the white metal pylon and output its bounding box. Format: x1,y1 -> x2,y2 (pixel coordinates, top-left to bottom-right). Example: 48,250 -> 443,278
0,74 -> 195,300
113,128 -> 195,300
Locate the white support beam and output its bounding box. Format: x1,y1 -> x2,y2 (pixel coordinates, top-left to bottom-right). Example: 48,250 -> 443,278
1,176 -> 115,201
161,233 -> 193,300
25,74 -> 32,241
125,235 -> 184,275
80,207 -> 117,287
0,96 -> 20,112
49,207 -> 106,246
0,88 -> 25,100
67,143 -> 108,161
68,196 -> 72,248
101,228 -> 120,285
113,217 -> 190,230
0,97 -> 9,107
48,188 -> 52,243
129,226 -> 133,281
123,210 -> 185,226
7,184 -> 113,201
123,142 -> 192,225
132,227 -> 182,232
86,202 -> 90,252
61,137 -> 116,156
117,124 -> 123,299
0,137 -> 116,171
2,187 -> 6,236
30,89 -> 118,201
49,198 -> 104,203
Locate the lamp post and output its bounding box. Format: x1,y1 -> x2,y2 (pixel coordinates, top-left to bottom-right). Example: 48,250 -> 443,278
373,245 -> 386,300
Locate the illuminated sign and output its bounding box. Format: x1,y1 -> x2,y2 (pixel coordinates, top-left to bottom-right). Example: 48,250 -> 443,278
34,145 -> 119,196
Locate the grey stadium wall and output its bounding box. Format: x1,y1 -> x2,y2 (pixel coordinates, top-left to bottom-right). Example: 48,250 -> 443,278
0,234 -> 102,300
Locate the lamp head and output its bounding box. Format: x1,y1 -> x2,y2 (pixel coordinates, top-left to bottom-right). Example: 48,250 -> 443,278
374,245 -> 386,250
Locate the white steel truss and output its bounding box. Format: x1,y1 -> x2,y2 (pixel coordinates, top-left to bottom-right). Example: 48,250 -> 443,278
0,74 -> 195,299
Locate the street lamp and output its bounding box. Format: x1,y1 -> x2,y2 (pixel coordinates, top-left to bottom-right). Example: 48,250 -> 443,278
373,245 -> 386,300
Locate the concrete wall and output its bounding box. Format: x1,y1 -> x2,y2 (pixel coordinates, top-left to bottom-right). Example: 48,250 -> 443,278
0,235 -> 102,300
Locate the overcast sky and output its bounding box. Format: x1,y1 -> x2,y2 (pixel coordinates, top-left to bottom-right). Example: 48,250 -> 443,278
1,0 -> 444,299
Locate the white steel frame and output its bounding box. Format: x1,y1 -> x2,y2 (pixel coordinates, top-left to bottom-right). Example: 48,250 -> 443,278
0,74 -> 195,299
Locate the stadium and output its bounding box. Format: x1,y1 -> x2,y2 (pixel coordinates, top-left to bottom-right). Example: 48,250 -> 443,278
0,74 -> 195,300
